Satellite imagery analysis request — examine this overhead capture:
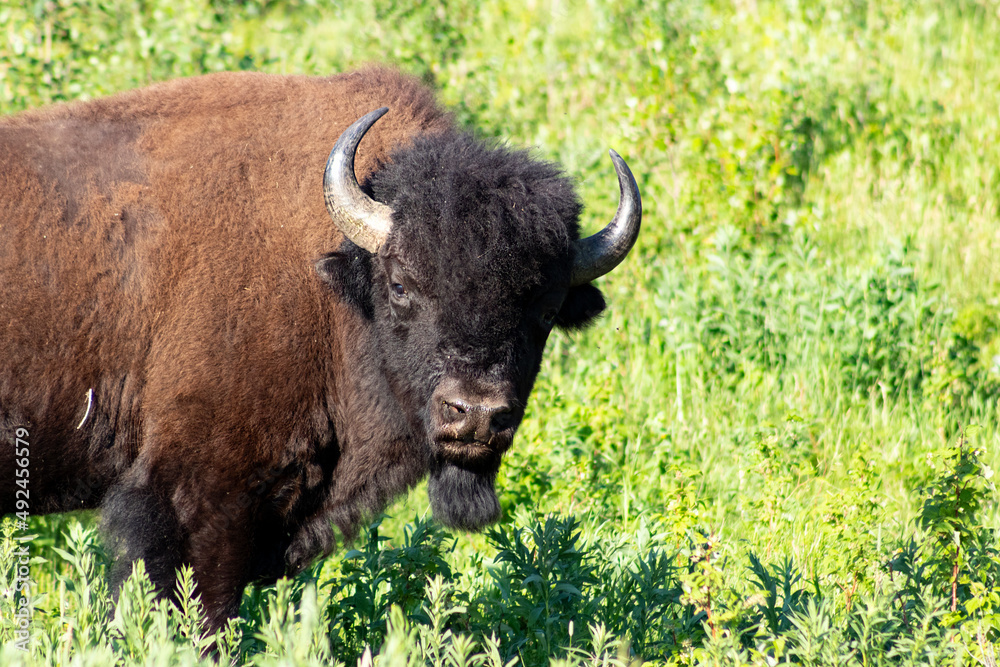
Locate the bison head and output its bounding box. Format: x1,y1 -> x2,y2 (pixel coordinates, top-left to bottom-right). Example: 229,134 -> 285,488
318,108 -> 640,531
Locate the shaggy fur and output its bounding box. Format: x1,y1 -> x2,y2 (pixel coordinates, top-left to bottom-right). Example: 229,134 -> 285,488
0,67 -> 609,626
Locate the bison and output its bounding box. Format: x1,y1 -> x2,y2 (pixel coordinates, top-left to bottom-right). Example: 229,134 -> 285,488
0,67 -> 640,625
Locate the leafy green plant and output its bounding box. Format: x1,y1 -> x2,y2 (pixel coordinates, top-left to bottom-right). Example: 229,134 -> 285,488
833,240 -> 943,402
892,431 -> 1000,637
745,553 -> 813,637
325,517 -> 455,660
482,515 -> 598,664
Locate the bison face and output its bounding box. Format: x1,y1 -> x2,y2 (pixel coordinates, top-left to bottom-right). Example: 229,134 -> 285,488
372,219 -> 603,531
318,109 -> 640,531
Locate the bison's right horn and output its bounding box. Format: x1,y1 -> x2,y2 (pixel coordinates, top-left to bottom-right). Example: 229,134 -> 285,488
324,107 -> 395,253
569,150 -> 642,286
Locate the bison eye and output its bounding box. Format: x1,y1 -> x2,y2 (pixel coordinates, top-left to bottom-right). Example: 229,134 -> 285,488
541,308 -> 558,328
390,283 -> 409,302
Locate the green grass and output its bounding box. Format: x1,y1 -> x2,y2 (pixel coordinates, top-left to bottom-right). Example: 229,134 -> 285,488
2,0 -> 1000,664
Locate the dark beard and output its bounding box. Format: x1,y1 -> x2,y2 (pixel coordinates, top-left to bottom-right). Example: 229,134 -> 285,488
427,460 -> 501,531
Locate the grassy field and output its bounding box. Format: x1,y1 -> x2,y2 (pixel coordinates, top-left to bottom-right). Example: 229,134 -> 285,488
2,0 -> 1000,664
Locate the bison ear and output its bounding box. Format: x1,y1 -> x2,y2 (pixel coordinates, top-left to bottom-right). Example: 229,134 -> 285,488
555,283 -> 606,330
315,241 -> 374,320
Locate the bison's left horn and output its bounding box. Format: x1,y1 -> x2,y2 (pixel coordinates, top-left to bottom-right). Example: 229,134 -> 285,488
324,107 -> 395,253
570,150 -> 642,286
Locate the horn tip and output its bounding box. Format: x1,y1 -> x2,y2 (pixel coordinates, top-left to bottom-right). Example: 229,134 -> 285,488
355,107 -> 390,129
608,149 -> 629,172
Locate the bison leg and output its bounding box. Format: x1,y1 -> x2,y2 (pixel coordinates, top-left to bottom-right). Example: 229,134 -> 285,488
101,480 -> 184,604
182,508 -> 262,625
102,475 -> 263,627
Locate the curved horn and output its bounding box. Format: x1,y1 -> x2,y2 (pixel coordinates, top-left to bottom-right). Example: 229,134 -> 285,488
570,150 -> 642,286
323,107 -> 395,253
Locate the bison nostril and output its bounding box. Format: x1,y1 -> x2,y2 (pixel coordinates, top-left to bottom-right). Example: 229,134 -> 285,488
489,407 -> 517,432
443,399 -> 469,420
